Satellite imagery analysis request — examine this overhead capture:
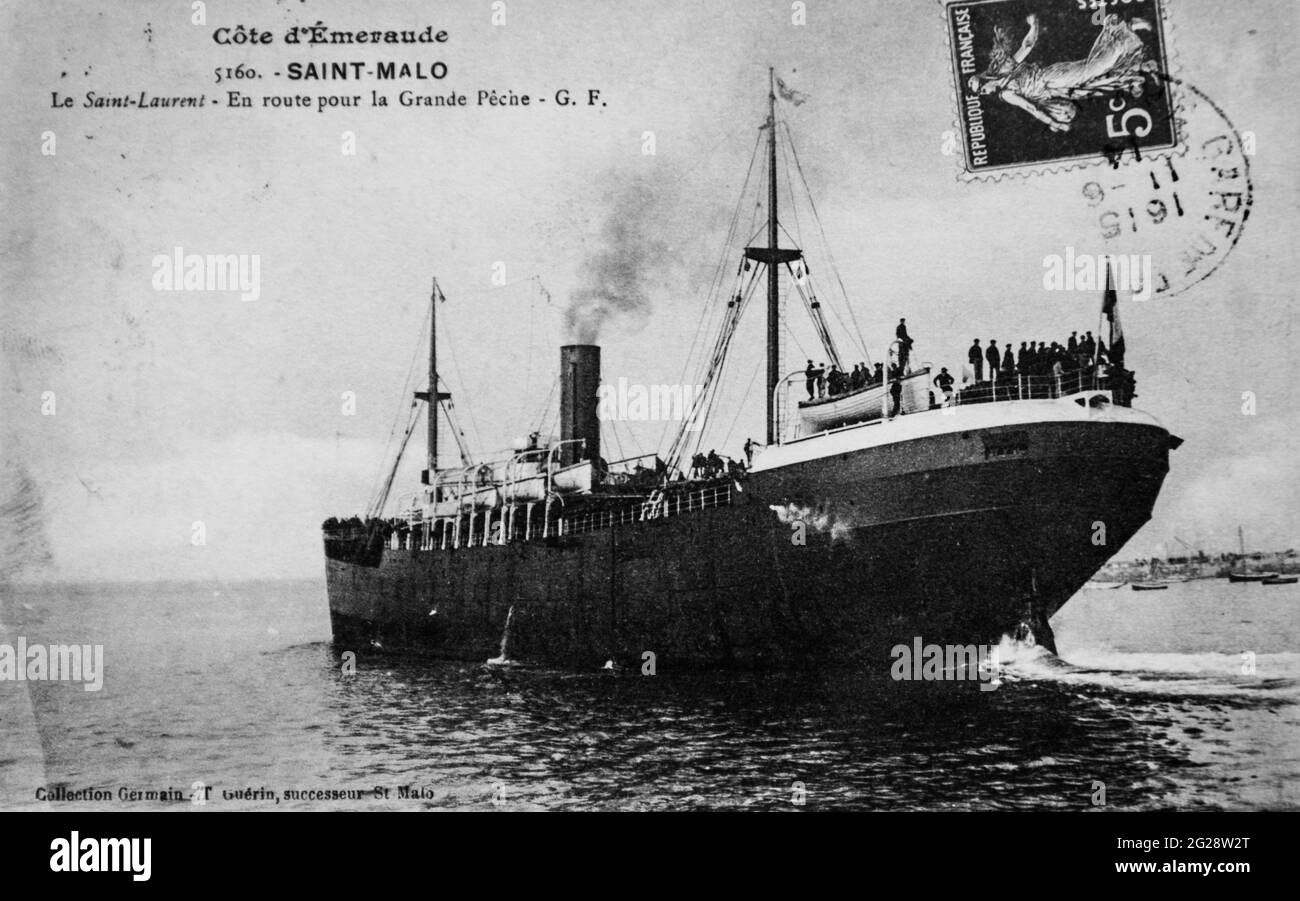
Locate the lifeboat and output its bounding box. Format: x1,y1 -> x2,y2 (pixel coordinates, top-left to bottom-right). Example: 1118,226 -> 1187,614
797,367 -> 933,433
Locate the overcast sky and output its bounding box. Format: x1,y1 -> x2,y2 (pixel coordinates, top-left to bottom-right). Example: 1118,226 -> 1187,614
2,0 -> 1296,581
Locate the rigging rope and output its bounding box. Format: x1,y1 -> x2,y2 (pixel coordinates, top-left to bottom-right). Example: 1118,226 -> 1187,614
719,357 -> 763,451
438,310 -> 483,455
783,121 -> 872,361
673,262 -> 762,470
366,303 -> 430,514
648,116 -> 891,473
441,392 -> 474,466
786,262 -> 842,369
606,417 -> 626,464
367,400 -> 421,519
661,130 -> 765,457
531,369 -> 559,438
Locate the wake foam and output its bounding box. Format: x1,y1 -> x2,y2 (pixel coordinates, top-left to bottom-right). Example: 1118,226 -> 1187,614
994,636 -> 1300,698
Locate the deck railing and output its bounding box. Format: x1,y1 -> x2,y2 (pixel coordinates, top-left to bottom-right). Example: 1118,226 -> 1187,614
948,369 -> 1133,407
561,482 -> 732,536
332,481 -> 736,552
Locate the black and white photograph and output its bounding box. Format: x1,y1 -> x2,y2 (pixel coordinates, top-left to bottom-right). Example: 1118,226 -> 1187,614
0,0 -> 1294,880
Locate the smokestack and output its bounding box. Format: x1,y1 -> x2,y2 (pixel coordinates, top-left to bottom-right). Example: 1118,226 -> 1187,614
560,345 -> 601,467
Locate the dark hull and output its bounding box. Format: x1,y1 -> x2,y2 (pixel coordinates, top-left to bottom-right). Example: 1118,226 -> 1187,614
325,419 -> 1175,671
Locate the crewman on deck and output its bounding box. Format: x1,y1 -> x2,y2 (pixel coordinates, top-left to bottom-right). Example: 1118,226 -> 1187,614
934,367 -> 955,403
1001,342 -> 1016,376
815,363 -> 827,398
969,339 -> 983,381
804,360 -> 817,400
985,340 -> 1001,382
691,452 -> 707,479
1068,331 -> 1079,354
873,362 -> 884,385
706,449 -> 723,478
828,365 -> 844,396
743,437 -> 755,466
896,318 -> 914,373
889,376 -> 904,417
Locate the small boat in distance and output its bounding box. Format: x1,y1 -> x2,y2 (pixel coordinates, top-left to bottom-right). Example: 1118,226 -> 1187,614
1228,571 -> 1278,583
1227,526 -> 1275,582
1262,575 -> 1298,585
1130,581 -> 1168,591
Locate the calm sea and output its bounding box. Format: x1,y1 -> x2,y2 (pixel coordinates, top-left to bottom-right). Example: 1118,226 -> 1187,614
2,577 -> 1297,811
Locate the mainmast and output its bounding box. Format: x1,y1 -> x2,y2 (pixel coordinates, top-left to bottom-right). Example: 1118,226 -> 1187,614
745,67 -> 801,445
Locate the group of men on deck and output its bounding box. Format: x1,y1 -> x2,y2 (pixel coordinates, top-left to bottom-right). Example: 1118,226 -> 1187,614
803,359 -> 885,401
966,330 -> 1118,385
798,321 -> 1124,419
803,318 -> 918,403
689,449 -> 746,480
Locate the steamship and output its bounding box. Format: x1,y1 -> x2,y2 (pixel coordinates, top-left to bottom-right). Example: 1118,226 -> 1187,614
323,72 -> 1182,668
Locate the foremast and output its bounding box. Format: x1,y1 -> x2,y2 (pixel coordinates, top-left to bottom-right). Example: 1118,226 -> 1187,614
416,277 -> 452,486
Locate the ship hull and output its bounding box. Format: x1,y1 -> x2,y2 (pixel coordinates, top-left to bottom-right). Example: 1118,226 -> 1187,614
1227,572 -> 1276,583
325,408 -> 1177,672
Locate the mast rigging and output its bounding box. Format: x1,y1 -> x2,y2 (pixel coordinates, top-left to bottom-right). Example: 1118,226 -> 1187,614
743,67 -> 802,445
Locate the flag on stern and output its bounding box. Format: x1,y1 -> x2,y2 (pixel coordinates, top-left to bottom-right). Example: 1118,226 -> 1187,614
1102,263 -> 1125,368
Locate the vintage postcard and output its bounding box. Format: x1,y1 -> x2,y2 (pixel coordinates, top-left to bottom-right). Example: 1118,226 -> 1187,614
0,0 -> 1294,880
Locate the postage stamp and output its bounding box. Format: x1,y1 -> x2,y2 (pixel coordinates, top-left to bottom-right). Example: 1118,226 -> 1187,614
945,0 -> 1179,179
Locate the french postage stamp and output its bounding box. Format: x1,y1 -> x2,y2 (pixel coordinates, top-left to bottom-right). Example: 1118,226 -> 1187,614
945,0 -> 1179,179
